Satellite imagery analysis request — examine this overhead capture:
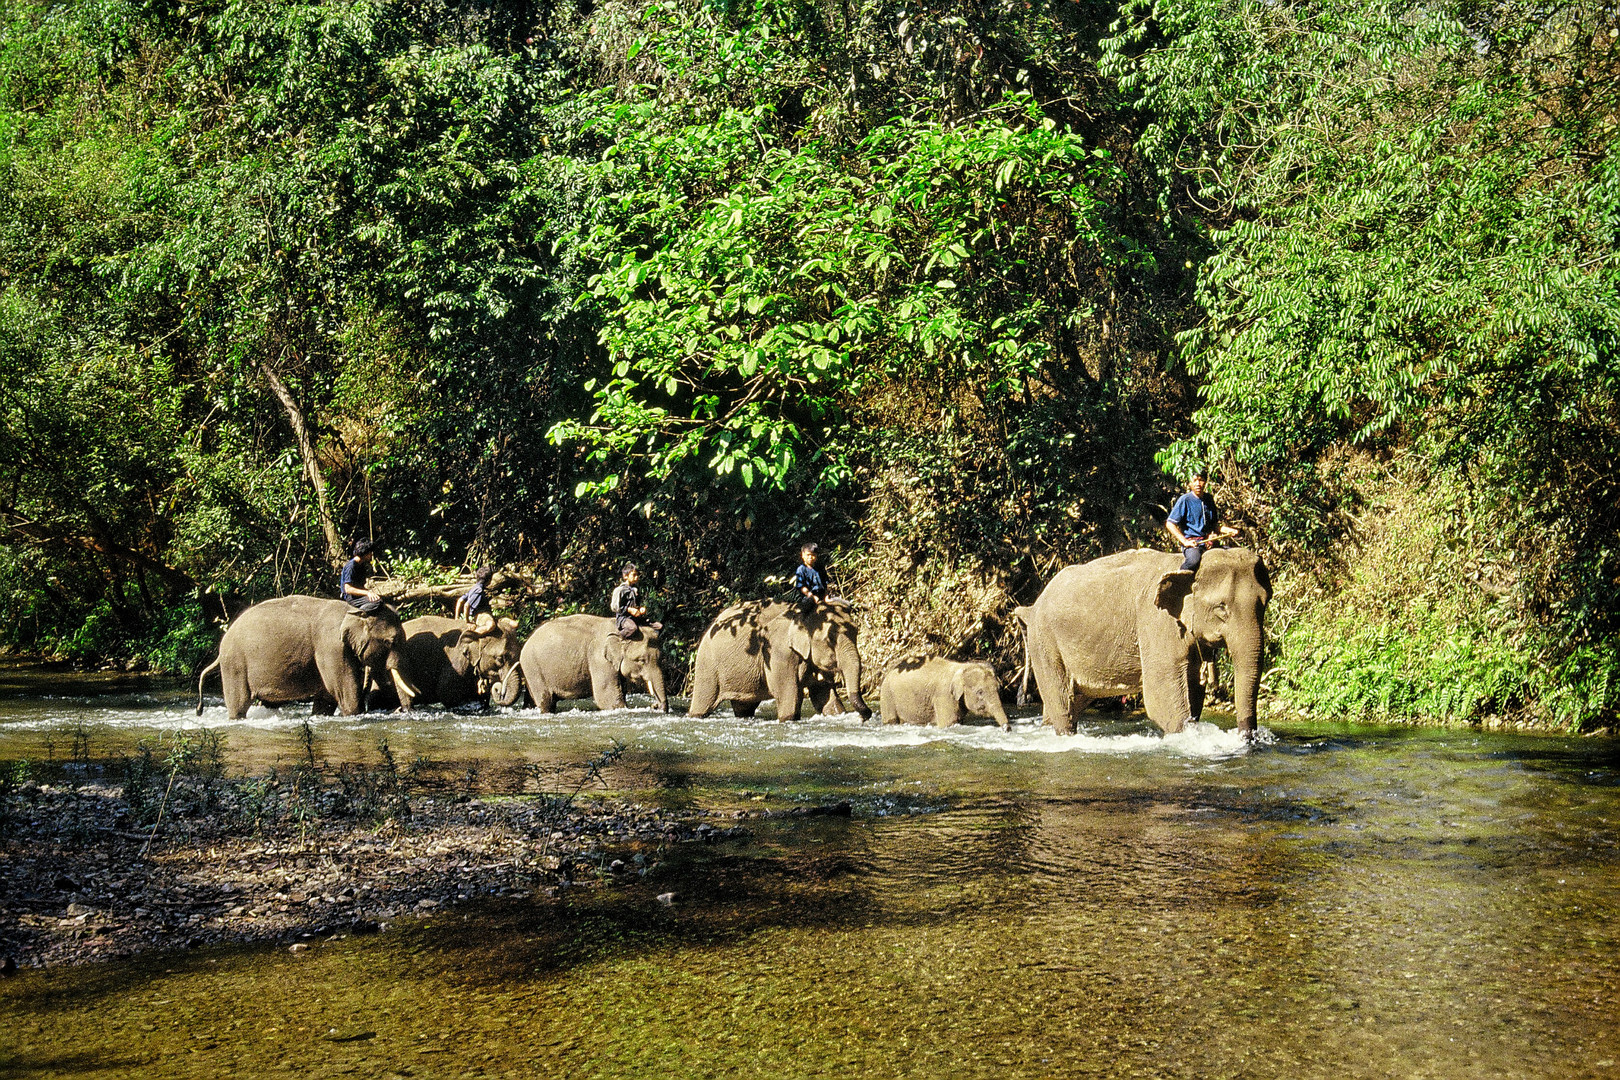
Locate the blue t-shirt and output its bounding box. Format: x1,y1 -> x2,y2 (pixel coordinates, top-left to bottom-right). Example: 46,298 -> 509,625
794,563 -> 826,599
339,558 -> 368,600
1168,491 -> 1219,542
463,582 -> 488,618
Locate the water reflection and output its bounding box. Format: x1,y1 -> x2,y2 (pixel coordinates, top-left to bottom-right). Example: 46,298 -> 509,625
1,670 -> 1618,1077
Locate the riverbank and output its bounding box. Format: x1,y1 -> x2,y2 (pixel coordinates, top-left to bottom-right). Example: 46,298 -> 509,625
0,776 -> 750,971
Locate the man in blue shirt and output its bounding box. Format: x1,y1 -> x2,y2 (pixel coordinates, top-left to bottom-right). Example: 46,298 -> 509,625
340,539 -> 380,605
1166,471 -> 1239,573
794,543 -> 827,610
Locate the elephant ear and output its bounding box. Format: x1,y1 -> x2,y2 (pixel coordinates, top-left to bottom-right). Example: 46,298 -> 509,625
1154,570 -> 1194,619
786,613 -> 814,661
341,611 -> 368,660
948,664 -> 969,702
602,633 -> 627,666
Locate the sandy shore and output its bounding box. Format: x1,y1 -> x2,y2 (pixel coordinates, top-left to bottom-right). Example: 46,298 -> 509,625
0,778 -> 747,970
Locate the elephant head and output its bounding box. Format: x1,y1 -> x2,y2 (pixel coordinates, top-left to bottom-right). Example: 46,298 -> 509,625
603,626 -> 668,711
343,604 -> 421,708
457,614 -> 525,706
952,662 -> 1011,730
779,601 -> 870,719
1153,548 -> 1271,734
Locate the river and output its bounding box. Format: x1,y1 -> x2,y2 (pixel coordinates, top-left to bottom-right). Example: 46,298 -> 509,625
1,666 -> 1617,1078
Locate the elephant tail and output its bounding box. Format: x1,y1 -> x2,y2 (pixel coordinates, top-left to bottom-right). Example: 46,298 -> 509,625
195,657 -> 221,716
1013,605 -> 1034,707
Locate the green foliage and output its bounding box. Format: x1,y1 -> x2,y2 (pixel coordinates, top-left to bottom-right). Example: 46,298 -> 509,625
553,88 -> 1137,497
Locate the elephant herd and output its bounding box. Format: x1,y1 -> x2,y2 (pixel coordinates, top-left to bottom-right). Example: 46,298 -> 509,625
197,547 -> 1271,737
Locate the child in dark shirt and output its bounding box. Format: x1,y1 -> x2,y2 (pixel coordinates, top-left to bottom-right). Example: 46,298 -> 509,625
612,563 -> 656,639
339,539 -> 380,605
794,542 -> 827,610
455,566 -> 494,623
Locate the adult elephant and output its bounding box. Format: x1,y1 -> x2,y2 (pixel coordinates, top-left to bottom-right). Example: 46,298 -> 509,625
1014,548 -> 1271,737
519,615 -> 668,712
386,613 -> 524,709
195,596 -> 420,720
880,657 -> 1010,729
688,599 -> 871,721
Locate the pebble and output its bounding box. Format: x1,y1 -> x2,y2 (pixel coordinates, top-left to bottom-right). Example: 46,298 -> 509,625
287,943 -> 309,953
656,892 -> 677,906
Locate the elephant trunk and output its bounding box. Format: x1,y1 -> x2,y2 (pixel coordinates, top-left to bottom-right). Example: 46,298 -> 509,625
1228,632 -> 1264,737
837,640 -> 871,720
986,692 -> 1012,731
645,662 -> 669,712
494,663 -> 523,707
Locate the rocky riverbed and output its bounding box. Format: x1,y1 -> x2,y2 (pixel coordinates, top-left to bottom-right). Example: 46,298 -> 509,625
0,777 -> 751,970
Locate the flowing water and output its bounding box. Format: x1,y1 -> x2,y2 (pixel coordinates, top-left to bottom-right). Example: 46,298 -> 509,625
1,664 -> 1618,1078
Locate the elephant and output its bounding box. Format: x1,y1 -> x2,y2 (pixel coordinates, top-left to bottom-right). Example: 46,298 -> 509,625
195,595 -> 421,720
379,613 -> 524,709
879,657 -> 1011,729
1014,547 -> 1271,737
687,599 -> 872,721
519,614 -> 668,712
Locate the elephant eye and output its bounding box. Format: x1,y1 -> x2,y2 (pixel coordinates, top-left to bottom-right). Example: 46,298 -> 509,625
1211,601 -> 1229,618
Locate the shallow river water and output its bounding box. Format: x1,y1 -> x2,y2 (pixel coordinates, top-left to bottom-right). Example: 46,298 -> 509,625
2,671 -> 1618,1078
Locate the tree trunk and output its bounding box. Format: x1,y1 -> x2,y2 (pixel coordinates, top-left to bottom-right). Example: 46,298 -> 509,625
261,364 -> 344,567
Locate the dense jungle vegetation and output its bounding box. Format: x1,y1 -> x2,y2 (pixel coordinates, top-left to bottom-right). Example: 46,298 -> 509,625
1,0 -> 1616,728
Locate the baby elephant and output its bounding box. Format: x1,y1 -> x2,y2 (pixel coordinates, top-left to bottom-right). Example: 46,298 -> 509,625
879,658 -> 1010,729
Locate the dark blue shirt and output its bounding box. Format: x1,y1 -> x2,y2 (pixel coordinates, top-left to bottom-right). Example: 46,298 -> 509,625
463,582 -> 488,618
611,583 -> 639,616
794,563 -> 826,599
1168,491 -> 1219,542
339,558 -> 368,600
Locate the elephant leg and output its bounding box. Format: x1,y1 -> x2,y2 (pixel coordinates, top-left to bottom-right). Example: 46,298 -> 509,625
1028,626 -> 1077,735
591,672 -> 627,711
221,665 -> 252,721
767,661 -> 802,722
311,693 -> 338,717
1069,693 -> 1095,732
1140,652 -> 1195,734
880,691 -> 899,725
807,681 -> 832,715
1188,659 -> 1206,722
687,662 -> 720,718
931,692 -> 963,729
731,699 -> 760,718
532,681 -> 557,714
823,683 -> 844,715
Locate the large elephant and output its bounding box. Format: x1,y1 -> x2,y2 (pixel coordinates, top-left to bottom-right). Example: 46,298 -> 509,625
1014,547 -> 1271,737
519,614 -> 668,712
390,613 -> 524,709
880,657 -> 1011,729
687,599 -> 871,721
195,596 -> 421,720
